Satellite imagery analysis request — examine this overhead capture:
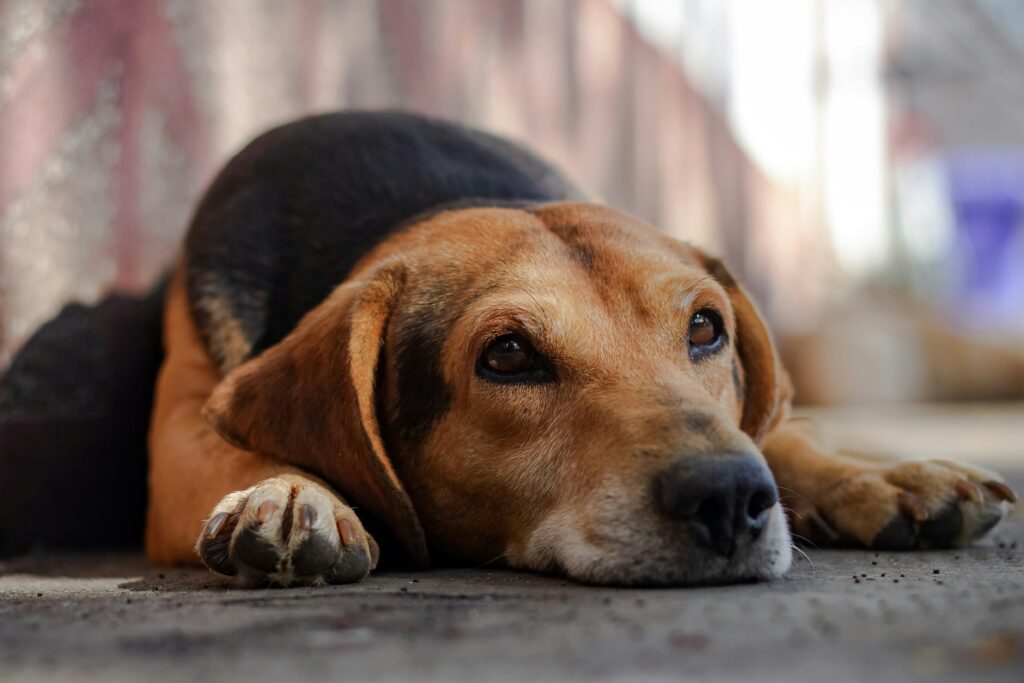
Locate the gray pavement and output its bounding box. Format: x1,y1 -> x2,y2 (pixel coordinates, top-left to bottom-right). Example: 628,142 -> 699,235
2,405 -> 1023,682
1,514 -> 1023,683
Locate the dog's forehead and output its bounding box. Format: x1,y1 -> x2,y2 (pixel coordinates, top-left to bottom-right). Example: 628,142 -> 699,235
534,204 -> 703,276
389,203 -> 710,301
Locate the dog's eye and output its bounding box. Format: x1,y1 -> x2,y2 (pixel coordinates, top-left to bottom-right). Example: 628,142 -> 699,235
483,334 -> 535,374
477,334 -> 553,383
688,309 -> 726,359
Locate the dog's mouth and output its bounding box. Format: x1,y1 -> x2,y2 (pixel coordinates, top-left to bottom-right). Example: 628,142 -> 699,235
507,497 -> 793,587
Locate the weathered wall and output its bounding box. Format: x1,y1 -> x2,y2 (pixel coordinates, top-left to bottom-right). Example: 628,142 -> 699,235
0,0 -> 790,366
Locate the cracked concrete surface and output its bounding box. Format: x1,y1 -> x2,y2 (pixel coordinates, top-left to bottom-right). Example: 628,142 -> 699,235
2,406 -> 1023,682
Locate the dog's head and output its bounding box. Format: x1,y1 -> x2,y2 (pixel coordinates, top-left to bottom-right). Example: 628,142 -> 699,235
204,203 -> 792,585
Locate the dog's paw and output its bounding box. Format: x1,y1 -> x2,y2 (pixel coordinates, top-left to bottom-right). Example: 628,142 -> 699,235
195,475 -> 379,586
802,459 -> 1016,550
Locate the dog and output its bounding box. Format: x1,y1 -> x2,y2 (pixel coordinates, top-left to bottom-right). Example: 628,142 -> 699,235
143,111 -> 1016,587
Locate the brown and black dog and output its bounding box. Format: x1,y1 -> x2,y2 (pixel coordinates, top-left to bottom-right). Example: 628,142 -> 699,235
144,112 -> 1015,586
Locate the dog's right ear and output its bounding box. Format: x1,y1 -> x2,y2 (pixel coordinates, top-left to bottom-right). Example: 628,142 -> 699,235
202,262 -> 429,568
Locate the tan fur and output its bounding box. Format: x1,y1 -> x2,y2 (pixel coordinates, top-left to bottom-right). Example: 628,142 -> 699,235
192,292 -> 253,372
147,203 -> 1013,583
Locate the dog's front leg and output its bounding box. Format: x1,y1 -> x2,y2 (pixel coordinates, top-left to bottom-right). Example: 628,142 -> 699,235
145,271 -> 378,586
761,419 -> 1016,550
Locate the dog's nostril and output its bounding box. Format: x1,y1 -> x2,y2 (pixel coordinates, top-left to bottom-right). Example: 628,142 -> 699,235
655,453 -> 779,558
747,487 -> 778,522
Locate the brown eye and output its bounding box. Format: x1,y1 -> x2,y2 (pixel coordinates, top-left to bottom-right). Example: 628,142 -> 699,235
478,334 -> 554,383
688,309 -> 725,359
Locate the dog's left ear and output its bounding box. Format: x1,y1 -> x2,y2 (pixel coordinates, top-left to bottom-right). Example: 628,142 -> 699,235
202,262 -> 429,567
692,248 -> 790,443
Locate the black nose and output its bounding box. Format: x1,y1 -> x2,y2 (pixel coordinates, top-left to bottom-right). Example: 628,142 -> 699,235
654,453 -> 779,558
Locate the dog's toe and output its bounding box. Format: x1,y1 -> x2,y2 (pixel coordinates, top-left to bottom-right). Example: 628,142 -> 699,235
291,530 -> 340,577
197,510 -> 239,575
871,515 -> 917,550
233,523 -> 283,575
326,535 -> 375,584
917,502 -> 964,547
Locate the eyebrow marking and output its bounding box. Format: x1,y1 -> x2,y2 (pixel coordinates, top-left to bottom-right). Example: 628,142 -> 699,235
699,255 -> 737,289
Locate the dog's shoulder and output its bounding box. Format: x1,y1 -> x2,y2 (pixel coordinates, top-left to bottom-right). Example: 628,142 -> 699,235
185,111 -> 581,372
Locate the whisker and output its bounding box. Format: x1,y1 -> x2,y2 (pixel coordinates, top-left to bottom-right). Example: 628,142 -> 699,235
779,503 -> 802,520
789,532 -> 820,550
791,543 -> 814,567
473,553 -> 508,570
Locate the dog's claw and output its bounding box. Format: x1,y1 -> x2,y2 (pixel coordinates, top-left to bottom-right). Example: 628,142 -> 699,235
203,512 -> 229,539
298,504 -> 317,530
984,481 -> 1017,503
955,480 -> 984,505
338,518 -> 358,546
256,500 -> 279,524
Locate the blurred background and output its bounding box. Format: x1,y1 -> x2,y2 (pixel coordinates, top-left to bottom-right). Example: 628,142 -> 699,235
0,0 -> 1022,407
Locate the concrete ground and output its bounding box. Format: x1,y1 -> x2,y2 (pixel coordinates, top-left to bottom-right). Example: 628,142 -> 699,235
2,405 -> 1023,683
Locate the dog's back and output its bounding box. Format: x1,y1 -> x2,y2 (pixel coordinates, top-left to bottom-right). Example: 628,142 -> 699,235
185,111 -> 581,372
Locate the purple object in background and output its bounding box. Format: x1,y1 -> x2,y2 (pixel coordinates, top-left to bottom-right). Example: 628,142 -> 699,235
946,151 -> 1024,333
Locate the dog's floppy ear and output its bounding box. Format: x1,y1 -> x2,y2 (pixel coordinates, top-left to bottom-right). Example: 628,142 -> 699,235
202,262 -> 429,567
692,249 -> 790,443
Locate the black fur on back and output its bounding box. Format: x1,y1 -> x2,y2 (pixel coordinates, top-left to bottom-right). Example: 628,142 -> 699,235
186,111 -> 581,371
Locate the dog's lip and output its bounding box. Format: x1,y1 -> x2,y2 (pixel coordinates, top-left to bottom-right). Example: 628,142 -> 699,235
525,504 -> 791,587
